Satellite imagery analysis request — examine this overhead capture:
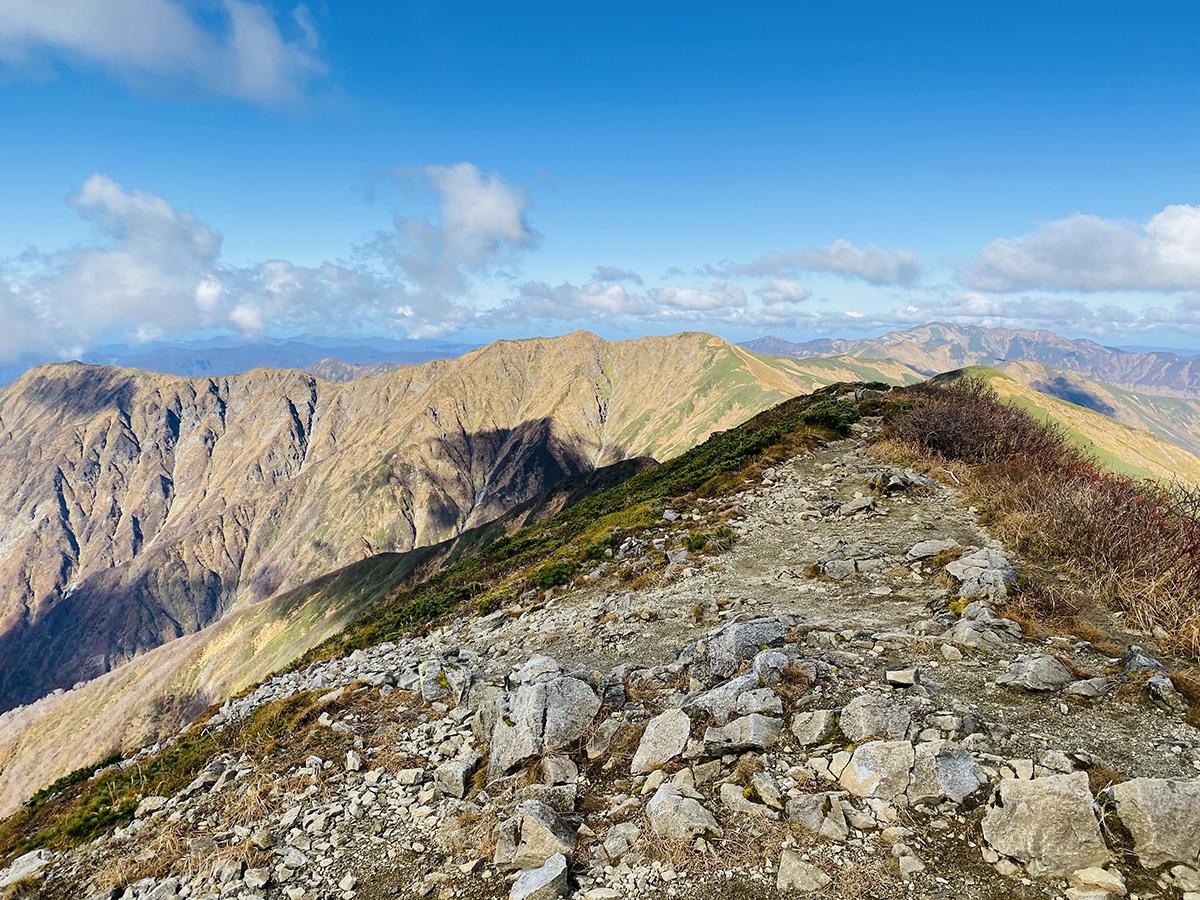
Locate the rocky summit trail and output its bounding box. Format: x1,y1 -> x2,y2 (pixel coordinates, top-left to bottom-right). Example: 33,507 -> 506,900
8,423 -> 1200,900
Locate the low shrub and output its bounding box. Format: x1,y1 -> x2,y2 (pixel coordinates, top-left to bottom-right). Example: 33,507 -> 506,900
886,377 -> 1200,656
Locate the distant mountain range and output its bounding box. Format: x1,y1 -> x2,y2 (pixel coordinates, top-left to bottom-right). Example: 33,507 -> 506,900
743,324 -> 1200,397
0,335 -> 477,385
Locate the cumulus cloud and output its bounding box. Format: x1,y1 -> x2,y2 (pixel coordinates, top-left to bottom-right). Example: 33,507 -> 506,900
0,163 -> 541,357
0,0 -> 324,104
728,239 -> 921,286
655,280 -> 746,311
754,279 -> 811,304
964,205 -> 1200,292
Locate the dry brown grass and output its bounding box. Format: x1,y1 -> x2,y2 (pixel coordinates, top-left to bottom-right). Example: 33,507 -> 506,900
884,378 -> 1200,659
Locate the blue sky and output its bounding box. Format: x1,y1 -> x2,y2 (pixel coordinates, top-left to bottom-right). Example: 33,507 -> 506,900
1,0 -> 1199,359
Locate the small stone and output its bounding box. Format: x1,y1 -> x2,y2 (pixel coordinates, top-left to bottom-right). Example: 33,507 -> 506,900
509,852 -> 568,900
995,654 -> 1075,692
790,710 -> 836,746
776,850 -> 832,891
632,708 -> 691,774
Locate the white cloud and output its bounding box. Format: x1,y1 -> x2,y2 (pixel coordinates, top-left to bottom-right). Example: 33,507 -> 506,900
754,279 -> 811,304
729,239 -> 921,285
592,266 -> 644,285
0,0 -> 324,104
655,281 -> 746,311
0,165 -> 543,358
964,205 -> 1200,292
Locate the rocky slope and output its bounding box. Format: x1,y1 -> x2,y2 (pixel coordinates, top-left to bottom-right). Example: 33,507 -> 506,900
745,323 -> 1200,397
8,422 -> 1200,900
0,331 -> 922,714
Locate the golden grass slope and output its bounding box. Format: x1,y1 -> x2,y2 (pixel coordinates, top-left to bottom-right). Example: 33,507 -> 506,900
949,366 -> 1200,484
994,360 -> 1200,460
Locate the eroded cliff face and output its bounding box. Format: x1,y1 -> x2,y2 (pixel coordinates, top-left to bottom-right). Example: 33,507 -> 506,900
0,331 -> 820,709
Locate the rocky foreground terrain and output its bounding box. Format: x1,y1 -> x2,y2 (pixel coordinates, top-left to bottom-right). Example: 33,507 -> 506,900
4,424 -> 1199,900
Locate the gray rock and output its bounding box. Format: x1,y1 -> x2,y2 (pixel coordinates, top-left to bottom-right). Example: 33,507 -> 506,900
704,618 -> 787,678
435,753 -> 482,798
1121,644 -> 1166,673
517,656 -> 567,684
941,619 -> 1016,652
1107,777 -> 1200,867
751,648 -> 791,684
839,693 -> 910,742
776,850 -> 832,891
736,687 -> 784,717
646,784 -> 723,841
907,740 -> 987,804
1064,677 -> 1114,698
786,792 -> 848,840
981,773 -> 1109,877
542,677 -> 601,748
244,869 -> 270,890
509,852 -> 569,900
839,496 -> 874,516
945,548 -> 1017,601
719,781 -> 776,817
631,708 -> 691,774
703,714 -> 783,753
1148,675 -> 1189,714
995,654 -> 1075,692
750,771 -> 786,810
683,674 -> 760,725
0,849 -> 53,888
822,558 -> 857,580
906,539 -> 959,560
490,676 -> 600,777
790,709 -> 836,746
838,740 -> 915,801
494,800 -> 576,871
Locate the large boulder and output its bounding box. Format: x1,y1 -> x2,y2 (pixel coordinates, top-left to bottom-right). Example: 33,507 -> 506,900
981,773 -> 1109,877
490,674 -> 601,778
0,850 -> 53,888
631,708 -> 691,774
646,784 -> 723,841
838,741 -> 915,801
1107,778 -> 1200,867
703,618 -> 787,678
839,694 -> 910,742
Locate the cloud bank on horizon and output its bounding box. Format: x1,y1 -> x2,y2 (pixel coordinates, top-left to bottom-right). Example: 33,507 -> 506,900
3,166 -> 1200,360
2,1 -> 1199,359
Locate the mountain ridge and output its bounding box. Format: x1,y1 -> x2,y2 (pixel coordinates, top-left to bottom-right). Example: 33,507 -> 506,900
0,330 -> 923,712
743,323 -> 1200,397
